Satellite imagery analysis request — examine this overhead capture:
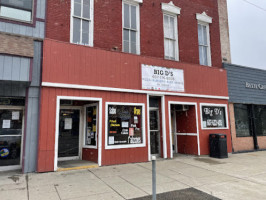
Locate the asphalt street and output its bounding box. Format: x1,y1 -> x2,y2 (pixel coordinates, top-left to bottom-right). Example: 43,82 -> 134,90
1,151 -> 266,200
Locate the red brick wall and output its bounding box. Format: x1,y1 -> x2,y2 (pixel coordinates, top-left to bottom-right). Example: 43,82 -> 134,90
45,0 -> 222,67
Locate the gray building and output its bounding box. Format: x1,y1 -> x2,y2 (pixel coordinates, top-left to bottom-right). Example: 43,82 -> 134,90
224,63 -> 266,153
0,0 -> 46,173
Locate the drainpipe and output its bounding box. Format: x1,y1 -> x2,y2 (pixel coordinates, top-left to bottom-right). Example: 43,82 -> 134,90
251,105 -> 259,150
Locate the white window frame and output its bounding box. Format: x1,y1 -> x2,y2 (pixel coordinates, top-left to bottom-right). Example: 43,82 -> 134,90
0,0 -> 34,23
196,12 -> 212,66
162,1 -> 180,61
122,0 -> 141,55
70,0 -> 94,47
200,103 -> 229,130
0,106 -> 24,172
168,101 -> 200,158
54,96 -> 103,171
83,103 -> 98,149
105,102 -> 146,150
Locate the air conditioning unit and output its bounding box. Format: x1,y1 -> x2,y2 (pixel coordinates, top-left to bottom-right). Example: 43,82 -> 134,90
175,105 -> 189,111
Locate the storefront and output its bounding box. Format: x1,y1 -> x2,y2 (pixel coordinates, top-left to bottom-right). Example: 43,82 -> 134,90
37,40 -> 232,172
0,98 -> 25,171
225,63 -> 266,152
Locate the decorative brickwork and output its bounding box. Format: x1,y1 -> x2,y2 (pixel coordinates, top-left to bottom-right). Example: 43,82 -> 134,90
0,33 -> 34,57
45,0 -> 222,68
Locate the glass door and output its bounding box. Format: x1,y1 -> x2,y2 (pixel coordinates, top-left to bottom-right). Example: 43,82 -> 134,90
58,109 -> 80,159
150,109 -> 160,155
0,109 -> 23,168
84,105 -> 97,148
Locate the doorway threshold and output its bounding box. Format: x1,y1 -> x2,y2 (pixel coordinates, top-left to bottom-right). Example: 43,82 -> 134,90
57,160 -> 98,172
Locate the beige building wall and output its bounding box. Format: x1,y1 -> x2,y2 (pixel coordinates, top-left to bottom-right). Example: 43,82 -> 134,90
218,0 -> 231,63
229,103 -> 254,152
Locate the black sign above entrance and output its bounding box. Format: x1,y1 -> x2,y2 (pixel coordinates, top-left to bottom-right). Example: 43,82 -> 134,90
0,98 -> 25,106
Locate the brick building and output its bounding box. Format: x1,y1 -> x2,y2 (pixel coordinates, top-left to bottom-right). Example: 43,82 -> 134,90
37,0 -> 232,172
0,0 -> 46,172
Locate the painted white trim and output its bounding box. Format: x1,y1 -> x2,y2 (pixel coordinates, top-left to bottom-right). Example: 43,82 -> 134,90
0,106 -> 24,171
0,165 -> 21,172
42,82 -> 229,100
58,156 -> 79,162
196,12 -> 212,24
161,96 -> 167,158
70,0 -> 94,47
168,101 -> 200,158
54,96 -> 103,171
123,0 -> 143,3
198,21 -> 212,67
199,103 -> 229,130
161,1 -> 181,15
83,103 -> 98,149
163,12 -> 179,61
122,0 -> 141,55
98,99 -> 102,166
147,95 -> 151,161
175,133 -> 197,136
105,102 -> 146,150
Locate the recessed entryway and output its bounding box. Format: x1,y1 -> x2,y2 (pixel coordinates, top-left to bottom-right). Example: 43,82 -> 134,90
54,97 -> 102,171
169,102 -> 199,158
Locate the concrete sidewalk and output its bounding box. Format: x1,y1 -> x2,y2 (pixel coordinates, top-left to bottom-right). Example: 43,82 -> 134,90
1,151 -> 266,200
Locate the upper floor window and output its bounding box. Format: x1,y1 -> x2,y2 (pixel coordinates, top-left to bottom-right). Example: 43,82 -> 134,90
0,0 -> 33,22
71,0 -> 94,46
162,2 -> 180,61
122,0 -> 141,55
196,12 -> 212,66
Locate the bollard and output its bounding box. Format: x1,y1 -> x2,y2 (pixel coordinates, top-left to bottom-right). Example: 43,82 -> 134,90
152,156 -> 156,200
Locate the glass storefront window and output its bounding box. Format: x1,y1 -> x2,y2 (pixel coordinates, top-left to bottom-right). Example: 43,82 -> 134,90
234,104 -> 252,137
201,105 -> 227,129
254,105 -> 266,136
107,104 -> 144,148
85,106 -> 97,147
0,109 -> 23,167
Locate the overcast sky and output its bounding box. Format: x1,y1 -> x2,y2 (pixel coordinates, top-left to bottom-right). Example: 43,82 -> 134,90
227,0 -> 266,70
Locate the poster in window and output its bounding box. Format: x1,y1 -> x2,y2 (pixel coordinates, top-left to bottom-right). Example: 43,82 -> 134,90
85,106 -> 97,146
12,111 -> 20,120
64,118 -> 72,130
202,106 -> 226,128
107,105 -> 143,146
2,120 -> 11,129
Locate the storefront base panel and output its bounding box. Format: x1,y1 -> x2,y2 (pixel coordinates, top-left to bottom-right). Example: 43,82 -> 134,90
102,148 -> 148,166
82,148 -> 98,163
232,137 -> 254,152
258,137 -> 266,149
177,136 -> 198,155
37,150 -> 55,172
199,129 -> 232,155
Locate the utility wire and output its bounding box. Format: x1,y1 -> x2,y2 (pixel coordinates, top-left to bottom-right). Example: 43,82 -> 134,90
241,0 -> 266,12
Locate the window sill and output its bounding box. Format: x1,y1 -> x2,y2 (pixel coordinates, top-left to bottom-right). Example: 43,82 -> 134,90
0,16 -> 34,27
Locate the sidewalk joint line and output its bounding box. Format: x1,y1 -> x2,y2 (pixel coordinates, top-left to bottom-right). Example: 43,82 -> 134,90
54,184 -> 62,200
118,175 -> 149,195
26,174 -> 29,200
88,169 -> 126,200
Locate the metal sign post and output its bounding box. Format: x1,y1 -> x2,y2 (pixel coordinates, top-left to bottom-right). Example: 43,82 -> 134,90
152,156 -> 156,200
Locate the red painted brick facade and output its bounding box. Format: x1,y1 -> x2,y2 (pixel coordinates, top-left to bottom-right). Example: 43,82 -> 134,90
45,0 -> 222,68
